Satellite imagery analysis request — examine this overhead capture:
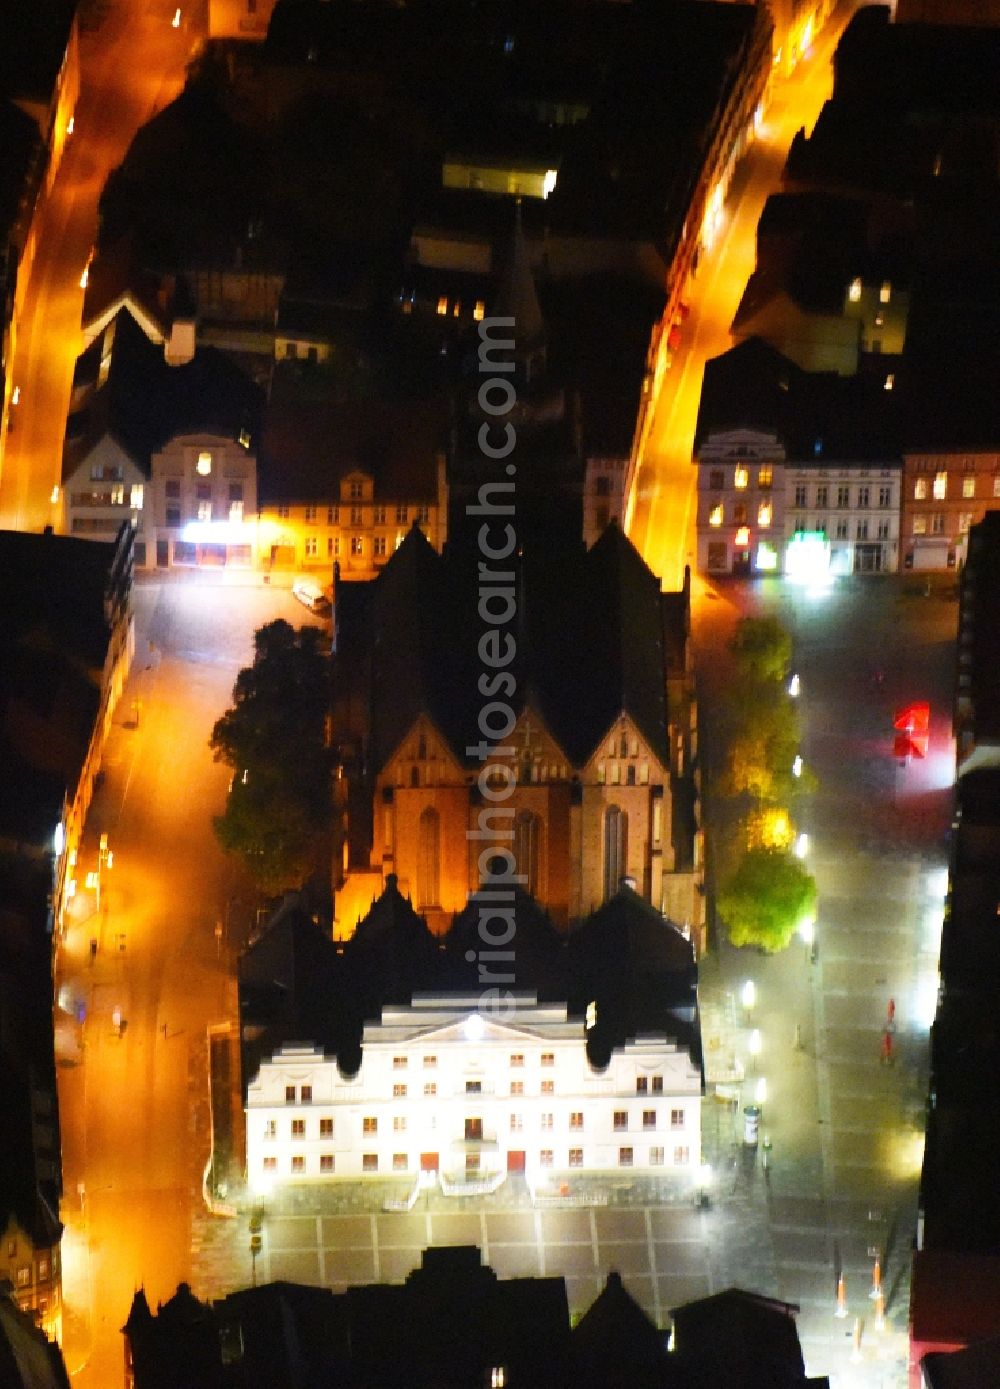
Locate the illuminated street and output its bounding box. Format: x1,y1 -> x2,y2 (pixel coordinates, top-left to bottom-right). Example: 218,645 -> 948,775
56,578 -> 322,1388
0,0 -> 194,532
629,7 -> 849,593
693,572 -> 957,1385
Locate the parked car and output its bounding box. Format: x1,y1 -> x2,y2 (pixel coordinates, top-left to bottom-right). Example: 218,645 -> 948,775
291,579 -> 331,614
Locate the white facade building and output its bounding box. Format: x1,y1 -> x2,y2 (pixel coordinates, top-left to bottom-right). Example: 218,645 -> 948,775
696,429 -> 786,577
150,431 -> 258,570
784,460 -> 901,575
246,996 -> 703,1193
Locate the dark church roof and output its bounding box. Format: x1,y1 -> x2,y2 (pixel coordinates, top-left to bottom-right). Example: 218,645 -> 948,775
570,1270 -> 668,1389
341,520 -> 673,776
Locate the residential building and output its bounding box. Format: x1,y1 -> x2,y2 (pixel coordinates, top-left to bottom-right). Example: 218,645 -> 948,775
258,393 -> 449,579
61,307 -> 262,569
208,0 -> 277,40
122,1263 -> 829,1389
0,1289 -> 69,1389
150,434 -> 258,571
901,451 -> 1000,573
694,337 -> 901,577
246,994 -> 702,1189
0,524 -> 133,932
696,428 -> 786,578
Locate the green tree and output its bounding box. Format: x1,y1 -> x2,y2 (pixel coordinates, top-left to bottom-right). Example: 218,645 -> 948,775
210,620 -> 332,890
729,616 -> 793,685
718,847 -> 817,953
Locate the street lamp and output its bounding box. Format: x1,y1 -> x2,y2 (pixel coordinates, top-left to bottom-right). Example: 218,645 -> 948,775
794,832 -> 809,859
755,1076 -> 767,1105
792,754 -> 803,778
748,1029 -> 762,1073
788,673 -> 800,698
741,979 -> 756,1013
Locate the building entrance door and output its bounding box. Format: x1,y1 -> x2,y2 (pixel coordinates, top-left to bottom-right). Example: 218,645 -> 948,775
507,1150 -> 525,1172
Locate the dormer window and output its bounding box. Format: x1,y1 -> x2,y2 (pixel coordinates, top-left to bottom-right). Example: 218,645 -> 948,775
196,452 -> 213,476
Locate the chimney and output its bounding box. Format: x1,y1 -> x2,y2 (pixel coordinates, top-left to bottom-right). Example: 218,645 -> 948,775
164,318 -> 196,366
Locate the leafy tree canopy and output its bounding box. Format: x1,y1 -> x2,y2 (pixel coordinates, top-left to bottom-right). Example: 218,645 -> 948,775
210,620 -> 332,890
729,616 -> 793,685
718,847 -> 817,953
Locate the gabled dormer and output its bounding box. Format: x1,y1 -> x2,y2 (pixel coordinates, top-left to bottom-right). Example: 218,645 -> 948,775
384,713 -> 463,790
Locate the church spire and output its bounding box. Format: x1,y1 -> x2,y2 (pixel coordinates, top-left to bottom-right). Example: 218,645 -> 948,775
491,199 -> 546,380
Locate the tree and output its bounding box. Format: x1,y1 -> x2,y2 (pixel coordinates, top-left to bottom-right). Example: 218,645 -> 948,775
729,616 -> 793,685
210,620 -> 332,890
718,847 -> 817,953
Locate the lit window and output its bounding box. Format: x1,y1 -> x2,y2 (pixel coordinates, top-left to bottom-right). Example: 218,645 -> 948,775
848,277 -> 862,302
636,1077 -> 648,1094
540,1150 -> 554,1167
197,500 -> 212,522
734,465 -> 749,490
351,536 -> 363,556
541,1080 -> 554,1095
239,428 -> 251,449
510,1053 -> 524,1068
196,452 -> 213,475
569,1148 -> 583,1167
541,1052 -> 554,1067
230,501 -> 244,521
301,1085 -> 312,1103
914,478 -> 927,500
320,1118 -> 333,1137
423,1055 -> 437,1068
932,472 -> 947,500
709,504 -> 723,527
642,1110 -> 656,1130
884,374 -> 894,391
963,477 -> 976,499
670,1108 -> 685,1129
619,1147 -> 633,1167
958,512 -> 974,534
320,1154 -> 334,1172
510,1080 -> 523,1096
912,516 -> 927,535
931,513 -> 946,535
436,296 -> 448,315
424,1082 -> 437,1096
994,476 -> 1000,498
473,300 -> 486,321
291,1155 -> 304,1173
569,1112 -> 583,1129
613,1110 -> 628,1130
757,465 -> 772,488
393,1056 -> 407,1069
363,1154 -> 378,1172
262,1156 -> 277,1172
734,525 -> 750,547
291,1119 -> 305,1137
130,484 -> 144,509
393,1084 -> 407,1098
393,1153 -> 408,1171
879,281 -> 891,304
362,1116 -> 377,1134
757,501 -> 771,528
